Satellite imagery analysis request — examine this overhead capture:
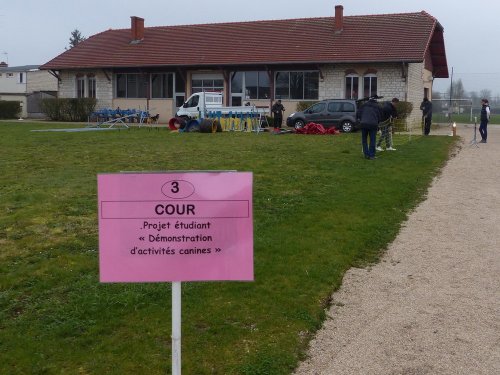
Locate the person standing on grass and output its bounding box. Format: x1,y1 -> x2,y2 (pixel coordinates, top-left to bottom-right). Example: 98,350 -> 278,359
271,99 -> 285,133
377,97 -> 399,151
420,97 -> 433,135
357,97 -> 383,160
479,98 -> 490,143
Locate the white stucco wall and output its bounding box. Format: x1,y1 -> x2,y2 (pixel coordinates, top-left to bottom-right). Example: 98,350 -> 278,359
0,71 -> 26,94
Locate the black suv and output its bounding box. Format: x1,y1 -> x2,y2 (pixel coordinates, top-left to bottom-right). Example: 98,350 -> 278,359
286,99 -> 358,132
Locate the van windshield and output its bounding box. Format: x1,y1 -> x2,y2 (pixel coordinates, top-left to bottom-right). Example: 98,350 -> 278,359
185,95 -> 199,108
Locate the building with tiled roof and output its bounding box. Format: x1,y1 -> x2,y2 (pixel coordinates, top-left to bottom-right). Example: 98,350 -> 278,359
40,4 -> 448,125
0,64 -> 58,118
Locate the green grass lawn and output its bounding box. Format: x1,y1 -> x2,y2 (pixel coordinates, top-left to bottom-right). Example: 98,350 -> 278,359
0,122 -> 456,374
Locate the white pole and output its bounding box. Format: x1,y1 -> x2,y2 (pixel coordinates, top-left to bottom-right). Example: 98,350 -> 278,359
172,281 -> 182,375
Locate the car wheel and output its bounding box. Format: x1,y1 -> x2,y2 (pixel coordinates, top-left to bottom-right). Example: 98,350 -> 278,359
341,120 -> 354,133
294,119 -> 305,129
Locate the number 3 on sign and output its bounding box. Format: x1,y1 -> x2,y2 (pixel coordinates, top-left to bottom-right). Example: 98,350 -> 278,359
171,181 -> 179,194
161,180 -> 195,199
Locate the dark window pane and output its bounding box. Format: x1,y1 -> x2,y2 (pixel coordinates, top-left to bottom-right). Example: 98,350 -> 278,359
275,72 -> 289,99
363,76 -> 377,98
231,72 -> 243,93
116,74 -> 126,98
192,79 -> 202,87
232,96 -> 242,106
290,72 -> 304,99
151,74 -> 163,98
304,72 -> 319,99
175,96 -> 185,107
213,79 -> 224,87
138,74 -> 148,98
77,78 -> 85,98
246,71 -> 258,99
127,75 -> 138,98
371,78 -> 377,96
175,73 -> 185,93
345,76 -> 359,99
88,77 -> 96,98
167,74 -> 174,98
151,73 -> 174,98
258,72 -> 270,99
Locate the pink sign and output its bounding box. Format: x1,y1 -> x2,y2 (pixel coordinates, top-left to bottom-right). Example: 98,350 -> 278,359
98,172 -> 253,282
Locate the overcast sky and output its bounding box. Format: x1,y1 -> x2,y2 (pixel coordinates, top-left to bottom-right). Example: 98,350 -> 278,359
1,0 -> 499,96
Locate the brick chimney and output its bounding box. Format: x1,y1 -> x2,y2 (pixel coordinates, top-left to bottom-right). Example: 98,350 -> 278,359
0,61 -> 7,68
131,16 -> 145,43
334,5 -> 344,33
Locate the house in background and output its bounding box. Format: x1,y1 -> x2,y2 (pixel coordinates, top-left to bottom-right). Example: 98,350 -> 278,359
0,63 -> 58,118
40,4 -> 448,126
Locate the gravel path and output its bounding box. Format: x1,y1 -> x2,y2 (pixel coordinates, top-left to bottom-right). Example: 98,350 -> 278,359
294,125 -> 500,375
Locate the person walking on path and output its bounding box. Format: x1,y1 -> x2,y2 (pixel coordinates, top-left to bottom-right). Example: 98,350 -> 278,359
420,97 -> 433,135
357,97 -> 383,160
271,99 -> 285,133
377,97 -> 399,151
479,98 -> 490,143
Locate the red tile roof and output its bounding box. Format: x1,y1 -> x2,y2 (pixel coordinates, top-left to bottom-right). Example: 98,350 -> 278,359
41,11 -> 448,78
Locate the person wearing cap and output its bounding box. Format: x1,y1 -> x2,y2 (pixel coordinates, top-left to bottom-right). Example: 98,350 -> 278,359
479,98 -> 491,143
357,97 -> 383,160
376,97 -> 399,151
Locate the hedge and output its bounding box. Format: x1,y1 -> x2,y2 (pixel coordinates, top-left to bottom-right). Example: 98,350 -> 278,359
40,98 -> 97,121
0,101 -> 21,119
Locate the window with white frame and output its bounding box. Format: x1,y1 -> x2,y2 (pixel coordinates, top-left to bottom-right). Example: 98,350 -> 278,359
76,76 -> 85,98
363,74 -> 378,98
275,71 -> 319,100
345,74 -> 359,99
87,75 -> 96,98
230,71 -> 270,105
191,78 -> 224,94
243,71 -> 270,99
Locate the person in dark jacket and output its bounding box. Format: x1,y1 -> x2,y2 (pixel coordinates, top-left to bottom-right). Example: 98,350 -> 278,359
377,97 -> 399,151
271,99 -> 285,132
479,98 -> 491,143
357,98 -> 383,160
420,97 -> 433,135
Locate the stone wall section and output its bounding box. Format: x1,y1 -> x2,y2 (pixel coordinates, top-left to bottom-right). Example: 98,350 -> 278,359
59,70 -> 112,109
27,70 -> 58,92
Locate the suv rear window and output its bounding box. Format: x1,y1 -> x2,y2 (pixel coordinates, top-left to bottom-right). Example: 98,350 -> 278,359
342,102 -> 355,112
327,102 -> 341,112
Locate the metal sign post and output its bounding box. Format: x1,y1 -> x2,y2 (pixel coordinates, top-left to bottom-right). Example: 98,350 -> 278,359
172,281 -> 182,375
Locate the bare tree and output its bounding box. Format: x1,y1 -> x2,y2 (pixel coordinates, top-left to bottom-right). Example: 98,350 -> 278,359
447,79 -> 466,99
479,89 -> 492,100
